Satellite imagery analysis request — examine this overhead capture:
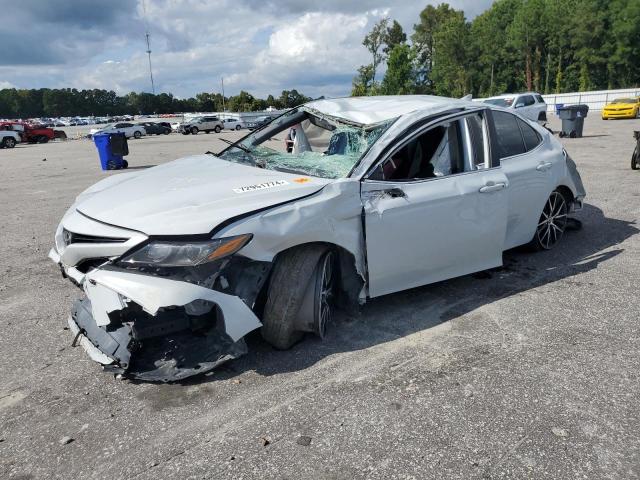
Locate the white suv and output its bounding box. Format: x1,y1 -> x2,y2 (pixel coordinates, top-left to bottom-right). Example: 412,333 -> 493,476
179,116 -> 223,135
483,93 -> 547,122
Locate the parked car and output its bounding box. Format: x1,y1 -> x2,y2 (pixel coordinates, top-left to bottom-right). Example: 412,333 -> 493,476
49,95 -> 585,381
138,122 -> 171,135
222,118 -> 245,130
602,97 -> 640,120
178,116 -> 223,135
0,121 -> 56,143
0,129 -> 20,148
247,116 -> 274,130
90,123 -> 146,139
483,92 -> 548,122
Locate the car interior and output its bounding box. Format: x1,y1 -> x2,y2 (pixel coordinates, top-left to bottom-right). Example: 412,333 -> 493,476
370,113 -> 486,181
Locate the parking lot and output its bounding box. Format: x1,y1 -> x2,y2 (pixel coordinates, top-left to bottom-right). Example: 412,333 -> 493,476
1,116 -> 639,479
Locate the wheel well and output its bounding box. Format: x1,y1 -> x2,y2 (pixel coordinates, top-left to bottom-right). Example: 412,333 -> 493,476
555,185 -> 574,204
256,242 -> 363,317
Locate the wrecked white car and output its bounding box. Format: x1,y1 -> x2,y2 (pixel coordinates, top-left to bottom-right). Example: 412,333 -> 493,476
49,95 -> 586,381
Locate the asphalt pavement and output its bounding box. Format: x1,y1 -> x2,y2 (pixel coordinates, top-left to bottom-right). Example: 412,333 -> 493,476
0,116 -> 639,479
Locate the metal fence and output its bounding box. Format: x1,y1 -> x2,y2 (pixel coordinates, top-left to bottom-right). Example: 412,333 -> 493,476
542,88 -> 640,112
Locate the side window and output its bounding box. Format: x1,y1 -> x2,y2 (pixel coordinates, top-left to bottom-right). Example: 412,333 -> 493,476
517,118 -> 542,151
464,114 -> 486,168
535,95 -> 545,104
492,111 -> 526,158
370,117 -> 483,181
522,96 -> 535,106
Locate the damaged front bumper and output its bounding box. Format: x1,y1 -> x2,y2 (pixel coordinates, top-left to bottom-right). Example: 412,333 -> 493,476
55,260 -> 265,382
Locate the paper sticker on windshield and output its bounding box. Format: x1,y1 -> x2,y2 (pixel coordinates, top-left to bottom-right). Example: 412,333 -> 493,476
233,180 -> 289,194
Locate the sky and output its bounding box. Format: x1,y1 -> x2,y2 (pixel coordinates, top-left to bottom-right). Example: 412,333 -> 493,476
0,0 -> 494,99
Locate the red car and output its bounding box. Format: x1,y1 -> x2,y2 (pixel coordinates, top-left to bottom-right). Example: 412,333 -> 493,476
0,122 -> 59,143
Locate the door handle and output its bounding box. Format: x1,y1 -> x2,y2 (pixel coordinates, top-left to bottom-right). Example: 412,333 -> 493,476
479,182 -> 506,193
536,162 -> 553,171
369,187 -> 407,198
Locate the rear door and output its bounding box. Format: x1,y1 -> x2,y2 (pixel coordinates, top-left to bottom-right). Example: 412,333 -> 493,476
362,111 -> 509,298
489,110 -> 552,249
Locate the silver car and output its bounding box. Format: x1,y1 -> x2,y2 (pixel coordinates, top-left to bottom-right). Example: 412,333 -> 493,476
49,95 -> 585,381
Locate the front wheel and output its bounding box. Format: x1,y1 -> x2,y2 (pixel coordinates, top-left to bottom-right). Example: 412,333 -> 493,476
38,136 -> 49,144
235,125 -> 241,130
133,131 -> 142,139
3,137 -> 16,148
190,126 -> 199,135
214,125 -> 222,133
530,191 -> 569,250
261,245 -> 334,350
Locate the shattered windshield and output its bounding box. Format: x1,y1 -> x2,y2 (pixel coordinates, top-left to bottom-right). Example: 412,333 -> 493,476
483,98 -> 514,107
218,108 -> 391,179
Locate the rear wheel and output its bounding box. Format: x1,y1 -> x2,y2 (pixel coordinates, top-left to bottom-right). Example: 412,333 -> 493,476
261,245 -> 334,350
38,135 -> 49,144
214,125 -> 222,133
3,137 -> 16,148
133,131 -> 142,139
190,126 -> 199,135
235,125 -> 241,130
530,190 -> 569,250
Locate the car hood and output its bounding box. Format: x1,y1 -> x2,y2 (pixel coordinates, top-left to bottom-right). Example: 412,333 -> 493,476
75,154 -> 330,236
604,103 -> 636,108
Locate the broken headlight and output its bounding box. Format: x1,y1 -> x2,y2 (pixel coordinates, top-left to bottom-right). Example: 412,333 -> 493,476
119,234 -> 252,267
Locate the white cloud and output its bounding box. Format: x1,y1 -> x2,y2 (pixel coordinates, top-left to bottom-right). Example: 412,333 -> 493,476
0,0 -> 496,98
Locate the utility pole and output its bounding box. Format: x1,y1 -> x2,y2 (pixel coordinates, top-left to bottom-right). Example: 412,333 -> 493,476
142,0 -> 155,95
221,77 -> 226,113
145,32 -> 155,95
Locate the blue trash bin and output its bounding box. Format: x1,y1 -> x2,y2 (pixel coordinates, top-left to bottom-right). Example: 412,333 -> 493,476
93,133 -> 128,170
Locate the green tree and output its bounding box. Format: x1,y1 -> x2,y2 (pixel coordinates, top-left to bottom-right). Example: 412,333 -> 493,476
363,17 -> 389,84
383,20 -> 407,55
380,44 -> 415,95
431,10 -> 471,97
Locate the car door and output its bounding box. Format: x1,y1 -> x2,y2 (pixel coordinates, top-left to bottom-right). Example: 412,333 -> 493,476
361,111 -> 509,298
489,110 -> 552,249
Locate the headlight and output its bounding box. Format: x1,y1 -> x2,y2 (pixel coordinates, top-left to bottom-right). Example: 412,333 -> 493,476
119,234 -> 252,267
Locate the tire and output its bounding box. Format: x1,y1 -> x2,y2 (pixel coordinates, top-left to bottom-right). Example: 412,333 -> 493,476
632,146 -> 639,170
182,131 -> 190,135
122,160 -> 129,169
190,126 -> 199,135
133,131 -> 142,139
538,111 -> 547,122
530,190 -> 569,251
3,137 -> 16,148
38,136 -> 49,144
214,125 -> 222,133
261,245 -> 333,350
107,159 -> 118,170
164,129 -> 170,135
235,125 -> 241,130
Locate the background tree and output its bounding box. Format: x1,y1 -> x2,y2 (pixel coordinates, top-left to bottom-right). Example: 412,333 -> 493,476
380,44 -> 415,95
383,20 -> 407,55
363,17 -> 390,85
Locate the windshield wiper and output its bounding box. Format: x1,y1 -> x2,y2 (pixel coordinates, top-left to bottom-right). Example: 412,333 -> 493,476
219,138 -> 252,153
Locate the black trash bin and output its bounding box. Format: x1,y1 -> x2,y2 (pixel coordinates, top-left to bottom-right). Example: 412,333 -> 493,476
558,105 -> 589,138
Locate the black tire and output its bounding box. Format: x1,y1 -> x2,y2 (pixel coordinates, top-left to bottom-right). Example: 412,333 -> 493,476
538,111 -> 547,122
558,131 -> 565,138
235,125 -> 241,130
133,131 -> 142,139
182,131 -> 190,135
164,129 -> 170,135
3,137 -> 16,148
261,245 -> 332,350
190,126 -> 199,135
632,146 -> 639,170
107,159 -> 118,170
214,125 -> 222,133
205,130 -> 210,134
529,190 -> 569,251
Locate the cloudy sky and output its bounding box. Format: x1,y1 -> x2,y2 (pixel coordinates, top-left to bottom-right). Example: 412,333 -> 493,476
0,0 -> 494,99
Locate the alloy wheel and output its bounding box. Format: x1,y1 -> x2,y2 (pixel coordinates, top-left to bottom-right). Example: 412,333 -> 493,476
536,191 -> 568,250
315,251 -> 335,338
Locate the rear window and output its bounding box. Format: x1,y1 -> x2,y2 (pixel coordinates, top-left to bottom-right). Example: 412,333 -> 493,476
517,118 -> 542,151
492,111 -> 525,158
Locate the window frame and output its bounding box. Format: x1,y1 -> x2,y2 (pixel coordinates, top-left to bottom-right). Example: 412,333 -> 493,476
486,109 -> 544,162
364,109 -> 497,184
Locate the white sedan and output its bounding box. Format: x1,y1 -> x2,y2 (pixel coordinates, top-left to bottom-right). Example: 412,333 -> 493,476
50,95 -> 585,381
89,122 -> 146,139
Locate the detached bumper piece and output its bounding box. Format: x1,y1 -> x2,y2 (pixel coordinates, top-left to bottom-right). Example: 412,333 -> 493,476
71,297 -> 247,382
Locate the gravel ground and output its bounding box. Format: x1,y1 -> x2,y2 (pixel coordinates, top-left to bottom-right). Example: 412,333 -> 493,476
0,116 -> 639,479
